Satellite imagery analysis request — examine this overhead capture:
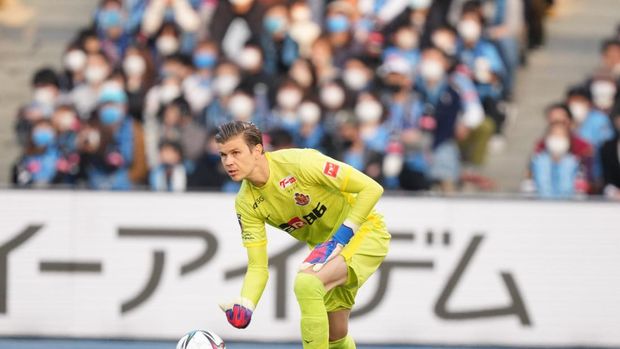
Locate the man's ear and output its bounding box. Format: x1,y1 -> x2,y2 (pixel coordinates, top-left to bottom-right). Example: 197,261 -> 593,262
254,144 -> 264,156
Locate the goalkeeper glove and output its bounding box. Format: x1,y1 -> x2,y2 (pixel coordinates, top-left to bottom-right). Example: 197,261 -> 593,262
219,297 -> 254,329
299,223 -> 354,272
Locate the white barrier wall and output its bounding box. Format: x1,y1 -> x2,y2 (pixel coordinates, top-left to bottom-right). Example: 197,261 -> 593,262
0,190 -> 619,347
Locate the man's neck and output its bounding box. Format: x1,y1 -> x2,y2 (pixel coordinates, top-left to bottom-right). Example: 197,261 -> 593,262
248,154 -> 270,187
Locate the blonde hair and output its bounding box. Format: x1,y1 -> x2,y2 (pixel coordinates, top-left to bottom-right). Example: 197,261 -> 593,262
215,121 -> 263,151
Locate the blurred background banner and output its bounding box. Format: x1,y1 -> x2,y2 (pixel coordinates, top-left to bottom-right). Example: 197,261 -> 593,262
1,190 -> 618,347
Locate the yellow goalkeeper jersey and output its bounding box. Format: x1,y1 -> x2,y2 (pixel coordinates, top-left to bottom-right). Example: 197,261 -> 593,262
235,148 -> 384,248
234,148 -> 384,307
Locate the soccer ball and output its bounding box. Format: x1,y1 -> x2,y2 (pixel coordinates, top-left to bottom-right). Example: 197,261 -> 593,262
176,329 -> 226,349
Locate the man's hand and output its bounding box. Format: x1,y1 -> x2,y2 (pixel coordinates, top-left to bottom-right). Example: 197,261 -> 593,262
219,297 -> 254,329
299,239 -> 343,272
299,224 -> 354,272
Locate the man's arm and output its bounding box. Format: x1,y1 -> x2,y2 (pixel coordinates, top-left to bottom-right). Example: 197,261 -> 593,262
299,149 -> 384,229
297,150 -> 384,270
220,198 -> 268,329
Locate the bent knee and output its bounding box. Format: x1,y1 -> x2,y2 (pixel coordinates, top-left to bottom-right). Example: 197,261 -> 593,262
294,272 -> 325,299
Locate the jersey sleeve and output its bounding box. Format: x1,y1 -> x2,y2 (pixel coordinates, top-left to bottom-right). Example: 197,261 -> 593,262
240,244 -> 269,307
297,149 -> 384,228
235,197 -> 267,248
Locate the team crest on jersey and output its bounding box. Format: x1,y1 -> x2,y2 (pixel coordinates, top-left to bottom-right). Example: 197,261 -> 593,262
279,175 -> 297,189
323,162 -> 340,178
294,193 -> 310,206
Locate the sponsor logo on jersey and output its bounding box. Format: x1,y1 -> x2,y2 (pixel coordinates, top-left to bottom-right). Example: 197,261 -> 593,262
323,162 -> 340,178
252,195 -> 265,209
279,202 -> 327,233
294,193 -> 310,206
279,175 -> 297,189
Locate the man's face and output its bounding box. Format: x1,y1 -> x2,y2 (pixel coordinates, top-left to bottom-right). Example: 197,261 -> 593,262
218,135 -> 261,181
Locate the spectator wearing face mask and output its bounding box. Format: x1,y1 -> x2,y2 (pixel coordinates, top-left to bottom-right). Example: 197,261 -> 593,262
587,72 -> 619,116
271,80 -> 305,137
12,120 -> 60,187
122,45 -> 157,122
318,80 -> 351,136
142,0 -> 200,54
355,92 -> 390,154
383,24 -> 421,68
150,23 -> 184,61
260,5 -> 299,75
414,46 -> 464,192
156,97 -> 207,166
203,61 -> 242,129
94,0 -> 131,65
60,46 -> 88,92
81,84 -> 141,190
429,25 -> 490,173
456,3 -> 507,134
287,1 -> 321,58
237,42 -> 280,105
566,86 -> 614,188
50,105 -> 82,185
14,68 -> 61,147
182,40 -> 219,116
530,123 -> 583,199
149,140 -> 188,192
296,99 -> 328,152
208,0 -> 267,46
600,108 -> 620,199
324,1 -> 364,69
379,54 -> 422,134
71,52 -> 112,119
341,56 -> 376,99
533,103 -> 594,192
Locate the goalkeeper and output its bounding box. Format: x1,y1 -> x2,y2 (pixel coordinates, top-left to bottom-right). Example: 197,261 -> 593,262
217,121 -> 390,349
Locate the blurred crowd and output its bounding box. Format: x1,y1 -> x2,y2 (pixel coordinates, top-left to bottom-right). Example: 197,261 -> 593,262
12,0 -> 555,193
522,26 -> 620,199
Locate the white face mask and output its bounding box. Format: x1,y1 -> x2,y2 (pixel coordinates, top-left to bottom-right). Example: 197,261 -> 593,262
184,87 -> 213,113
228,94 -> 255,120
159,84 -> 181,104
545,135 -> 570,157
213,75 -> 240,96
298,101 -> 321,125
277,88 -> 303,110
420,59 -> 445,81
85,66 -> 108,84
590,80 -> 617,109
410,0 -> 432,9
33,87 -> 56,106
289,21 -> 321,45
156,36 -> 179,56
64,50 -> 87,72
355,100 -> 383,124
568,102 -> 589,123
458,20 -> 481,42
123,55 -> 146,76
382,153 -> 404,177
320,85 -> 345,109
343,69 -> 368,91
238,48 -> 262,70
